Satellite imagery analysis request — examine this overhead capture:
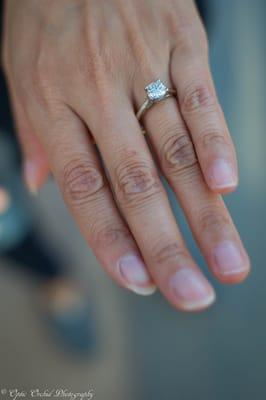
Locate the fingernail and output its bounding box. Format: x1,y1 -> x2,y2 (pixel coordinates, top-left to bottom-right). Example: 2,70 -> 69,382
24,161 -> 39,195
213,241 -> 247,276
170,269 -> 215,310
210,159 -> 237,189
119,253 -> 156,296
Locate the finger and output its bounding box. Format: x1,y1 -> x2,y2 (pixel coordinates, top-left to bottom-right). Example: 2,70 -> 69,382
8,86 -> 50,194
31,104 -> 156,296
141,97 -> 250,283
80,96 -> 216,312
171,39 -> 238,193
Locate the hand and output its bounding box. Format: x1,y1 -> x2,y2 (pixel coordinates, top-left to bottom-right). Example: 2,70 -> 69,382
2,0 -> 250,311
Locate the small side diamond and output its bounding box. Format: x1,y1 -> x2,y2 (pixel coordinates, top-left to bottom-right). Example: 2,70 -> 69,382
145,79 -> 168,101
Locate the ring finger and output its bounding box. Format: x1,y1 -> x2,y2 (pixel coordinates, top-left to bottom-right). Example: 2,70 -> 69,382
137,84 -> 250,283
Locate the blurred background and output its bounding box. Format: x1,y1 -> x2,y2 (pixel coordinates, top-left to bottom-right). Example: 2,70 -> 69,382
0,0 -> 265,399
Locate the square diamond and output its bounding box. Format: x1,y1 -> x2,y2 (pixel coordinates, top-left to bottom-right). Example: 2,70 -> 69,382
145,79 -> 168,101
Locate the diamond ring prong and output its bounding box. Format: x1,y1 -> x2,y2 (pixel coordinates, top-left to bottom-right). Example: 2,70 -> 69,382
136,79 -> 176,122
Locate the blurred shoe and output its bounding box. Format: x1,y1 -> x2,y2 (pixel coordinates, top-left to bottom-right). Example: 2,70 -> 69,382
40,279 -> 97,356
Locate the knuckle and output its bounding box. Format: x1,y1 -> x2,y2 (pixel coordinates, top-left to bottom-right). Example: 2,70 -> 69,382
32,68 -> 59,106
8,63 -> 35,99
93,224 -> 131,248
181,83 -> 216,114
80,50 -> 110,86
78,40 -> 117,100
200,130 -> 229,149
14,76 -> 39,111
174,27 -> 197,55
15,68 -> 54,110
194,24 -> 209,53
85,28 -> 115,76
199,209 -> 231,234
62,158 -> 105,205
17,53 -> 60,109
19,62 -> 45,96
79,54 -> 115,118
161,132 -> 198,175
173,19 -> 208,55
152,242 -> 187,265
114,155 -> 162,209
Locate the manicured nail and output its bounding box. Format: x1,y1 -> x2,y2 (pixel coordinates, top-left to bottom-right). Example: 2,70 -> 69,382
24,161 -> 39,195
213,241 -> 247,276
170,269 -> 215,310
210,159 -> 237,189
119,253 -> 156,296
